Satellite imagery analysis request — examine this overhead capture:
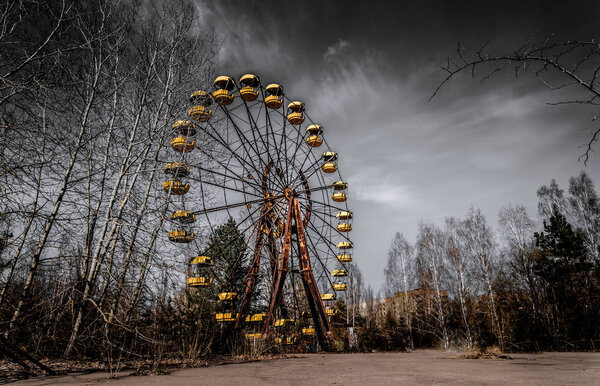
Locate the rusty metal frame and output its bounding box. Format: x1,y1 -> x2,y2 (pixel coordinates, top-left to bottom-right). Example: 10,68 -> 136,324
293,197 -> 334,348
261,195 -> 334,349
263,198 -> 295,330
224,163 -> 334,349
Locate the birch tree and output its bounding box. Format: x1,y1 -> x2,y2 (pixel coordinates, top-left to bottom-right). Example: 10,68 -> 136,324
567,171 -> 600,263
346,262 -> 363,343
383,232 -> 416,348
461,207 -> 504,348
7,0 -> 125,337
64,1 -> 216,356
498,204 -> 540,314
0,0 -> 218,360
444,217 -> 474,350
416,222 -> 449,349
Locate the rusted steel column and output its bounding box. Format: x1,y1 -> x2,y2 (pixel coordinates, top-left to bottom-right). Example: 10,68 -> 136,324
235,207 -> 267,330
267,235 -> 277,275
263,197 -> 294,334
293,198 -> 335,349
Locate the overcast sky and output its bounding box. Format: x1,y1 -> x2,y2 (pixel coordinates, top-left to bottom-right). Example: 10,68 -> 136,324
196,0 -> 600,290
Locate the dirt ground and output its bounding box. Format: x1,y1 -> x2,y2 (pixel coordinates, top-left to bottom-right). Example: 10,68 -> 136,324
11,349 -> 600,385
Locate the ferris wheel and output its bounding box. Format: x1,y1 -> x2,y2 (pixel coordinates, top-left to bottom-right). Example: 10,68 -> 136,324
163,74 -> 354,348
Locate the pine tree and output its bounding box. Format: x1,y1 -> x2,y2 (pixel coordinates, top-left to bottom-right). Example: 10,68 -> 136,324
533,205 -> 594,346
534,205 -> 588,281
207,218 -> 249,295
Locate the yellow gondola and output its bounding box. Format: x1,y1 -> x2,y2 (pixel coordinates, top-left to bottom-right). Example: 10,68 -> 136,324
274,318 -> 295,327
336,253 -> 353,263
215,312 -> 238,322
164,162 -> 190,177
213,76 -> 235,105
245,313 -> 266,322
188,91 -> 212,122
287,101 -> 305,125
187,276 -> 213,287
168,230 -> 195,243
306,135 -> 323,147
239,74 -> 260,101
217,292 -> 238,301
337,223 -> 352,232
190,256 -> 213,266
172,120 -> 197,136
275,336 -> 298,345
336,211 -> 353,233
265,83 -> 283,109
333,283 -> 348,291
246,333 -> 263,340
302,328 -> 316,336
170,210 -> 195,223
326,308 -> 338,316
163,180 -> 190,195
332,192 -> 347,202
321,162 -> 337,173
305,124 -> 323,147
322,152 -> 338,173
170,136 -> 196,152
321,293 -> 336,301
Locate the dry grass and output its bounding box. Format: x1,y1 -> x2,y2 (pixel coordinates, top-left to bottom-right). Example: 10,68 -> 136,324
447,346 -> 512,360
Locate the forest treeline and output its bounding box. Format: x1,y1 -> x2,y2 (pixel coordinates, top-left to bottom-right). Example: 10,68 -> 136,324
361,171 -> 600,352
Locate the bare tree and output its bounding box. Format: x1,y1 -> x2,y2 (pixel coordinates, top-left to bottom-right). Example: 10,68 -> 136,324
64,1 -> 216,356
0,0 -> 73,107
6,1 -> 123,336
0,0 -> 217,361
362,285 -> 377,331
416,222 -> 449,350
346,262 -> 363,350
444,217 -> 474,350
498,204 -> 540,309
537,180 -> 568,222
567,171 -> 600,263
431,38 -> 600,164
461,207 -> 504,348
383,232 -> 416,349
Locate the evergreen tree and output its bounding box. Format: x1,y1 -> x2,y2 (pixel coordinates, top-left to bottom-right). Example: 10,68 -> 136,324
206,218 -> 249,296
204,218 -> 249,353
534,205 -> 588,281
533,205 -> 596,346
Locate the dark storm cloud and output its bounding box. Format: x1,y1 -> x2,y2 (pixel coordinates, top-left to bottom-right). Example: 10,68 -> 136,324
197,0 -> 600,288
